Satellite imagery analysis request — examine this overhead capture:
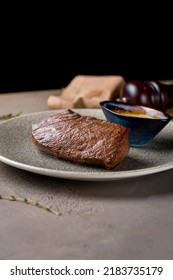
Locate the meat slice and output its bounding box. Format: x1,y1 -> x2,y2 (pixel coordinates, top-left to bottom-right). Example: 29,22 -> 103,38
31,109 -> 130,169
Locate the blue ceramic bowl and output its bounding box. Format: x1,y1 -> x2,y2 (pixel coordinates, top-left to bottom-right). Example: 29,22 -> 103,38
100,101 -> 172,147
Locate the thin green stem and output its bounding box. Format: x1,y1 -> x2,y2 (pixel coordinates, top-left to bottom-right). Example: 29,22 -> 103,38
0,194 -> 60,217
0,111 -> 22,120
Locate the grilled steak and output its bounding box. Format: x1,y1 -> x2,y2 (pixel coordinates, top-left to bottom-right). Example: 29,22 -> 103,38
31,109 -> 130,169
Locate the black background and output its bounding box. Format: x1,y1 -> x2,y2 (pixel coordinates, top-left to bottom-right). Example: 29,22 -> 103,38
1,8 -> 173,93
1,48 -> 172,93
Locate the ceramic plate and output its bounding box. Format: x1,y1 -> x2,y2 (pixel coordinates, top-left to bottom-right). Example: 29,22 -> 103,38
0,109 -> 173,181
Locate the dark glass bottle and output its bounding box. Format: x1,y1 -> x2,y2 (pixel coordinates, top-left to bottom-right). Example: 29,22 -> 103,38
119,80 -> 173,111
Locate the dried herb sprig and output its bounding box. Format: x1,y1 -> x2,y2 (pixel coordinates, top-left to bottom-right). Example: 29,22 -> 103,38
0,194 -> 60,216
0,111 -> 22,120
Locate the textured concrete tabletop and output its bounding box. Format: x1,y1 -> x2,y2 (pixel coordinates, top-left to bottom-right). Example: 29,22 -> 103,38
1,90 -> 173,260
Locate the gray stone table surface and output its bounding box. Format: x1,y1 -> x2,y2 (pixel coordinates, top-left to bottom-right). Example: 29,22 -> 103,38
1,90 -> 173,260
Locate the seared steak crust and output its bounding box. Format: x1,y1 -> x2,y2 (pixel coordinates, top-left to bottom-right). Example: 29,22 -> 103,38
31,109 -> 130,169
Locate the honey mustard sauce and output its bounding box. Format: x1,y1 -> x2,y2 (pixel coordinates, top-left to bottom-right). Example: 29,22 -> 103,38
114,109 -> 160,119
